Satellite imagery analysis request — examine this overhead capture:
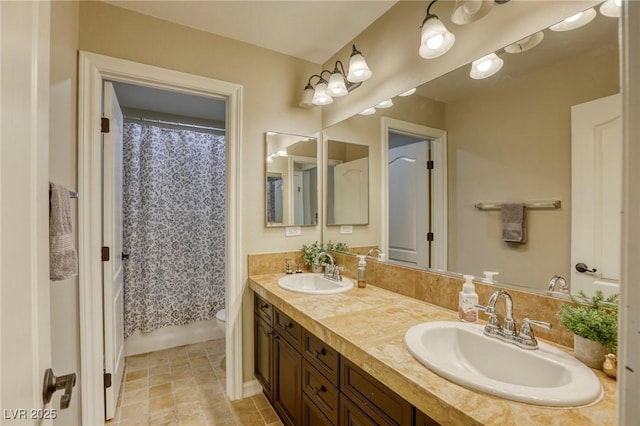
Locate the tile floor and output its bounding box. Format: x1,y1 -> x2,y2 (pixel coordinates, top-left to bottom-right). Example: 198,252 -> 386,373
106,339 -> 282,426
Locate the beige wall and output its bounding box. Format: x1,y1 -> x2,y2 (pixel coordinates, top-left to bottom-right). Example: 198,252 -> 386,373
446,43 -> 619,290
78,0 -> 322,391
49,1 -> 80,424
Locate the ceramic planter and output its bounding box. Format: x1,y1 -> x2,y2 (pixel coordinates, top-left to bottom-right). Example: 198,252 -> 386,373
573,334 -> 607,369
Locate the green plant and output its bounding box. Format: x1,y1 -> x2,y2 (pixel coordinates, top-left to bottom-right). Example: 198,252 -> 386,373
557,290 -> 619,354
300,241 -> 349,266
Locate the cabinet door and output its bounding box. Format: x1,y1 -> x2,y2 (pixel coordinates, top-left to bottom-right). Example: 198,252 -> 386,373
415,409 -> 441,426
274,334 -> 302,426
302,393 -> 335,426
255,316 -> 274,402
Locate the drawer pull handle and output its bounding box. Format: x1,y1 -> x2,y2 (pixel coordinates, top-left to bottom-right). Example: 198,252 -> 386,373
285,322 -> 294,329
315,348 -> 326,358
314,385 -> 326,395
260,304 -> 269,310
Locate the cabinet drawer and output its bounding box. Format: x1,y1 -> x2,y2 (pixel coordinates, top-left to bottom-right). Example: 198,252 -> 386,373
339,394 -> 378,426
340,359 -> 412,426
303,330 -> 340,386
254,293 -> 273,324
274,309 -> 302,351
302,393 -> 334,426
302,360 -> 339,425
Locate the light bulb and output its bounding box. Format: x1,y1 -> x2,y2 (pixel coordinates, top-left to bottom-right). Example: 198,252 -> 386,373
376,99 -> 394,108
470,52 -> 503,79
549,8 -> 596,31
565,12 -> 583,23
327,72 -> 348,97
399,88 -> 416,97
477,59 -> 492,72
427,34 -> 444,49
312,81 -> 333,106
359,107 -> 376,116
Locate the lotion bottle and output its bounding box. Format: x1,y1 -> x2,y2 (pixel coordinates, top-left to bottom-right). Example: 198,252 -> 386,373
356,255 -> 367,288
458,275 -> 478,323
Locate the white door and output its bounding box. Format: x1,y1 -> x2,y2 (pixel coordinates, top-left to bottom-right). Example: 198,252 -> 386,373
293,170 -> 304,225
1,0 -> 55,421
571,93 -> 622,297
102,81 -> 125,419
388,141 -> 429,266
333,157 -> 369,224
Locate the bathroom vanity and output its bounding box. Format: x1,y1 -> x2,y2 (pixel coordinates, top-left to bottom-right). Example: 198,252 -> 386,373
249,274 -> 617,426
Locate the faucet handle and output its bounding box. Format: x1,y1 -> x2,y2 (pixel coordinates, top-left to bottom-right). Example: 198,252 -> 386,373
517,318 -> 552,349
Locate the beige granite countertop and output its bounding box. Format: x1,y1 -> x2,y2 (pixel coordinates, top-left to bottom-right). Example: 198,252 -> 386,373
248,274 -> 617,426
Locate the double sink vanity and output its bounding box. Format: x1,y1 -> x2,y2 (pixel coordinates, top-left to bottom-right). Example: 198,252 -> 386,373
248,266 -> 616,425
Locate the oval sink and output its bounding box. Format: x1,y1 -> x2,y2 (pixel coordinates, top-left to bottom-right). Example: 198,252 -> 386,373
277,273 -> 354,295
404,321 -> 603,407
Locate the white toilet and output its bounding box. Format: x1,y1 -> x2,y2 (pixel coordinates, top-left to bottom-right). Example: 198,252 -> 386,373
215,308 -> 226,331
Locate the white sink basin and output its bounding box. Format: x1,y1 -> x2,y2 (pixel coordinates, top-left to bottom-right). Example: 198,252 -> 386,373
277,273 -> 354,295
404,321 -> 603,407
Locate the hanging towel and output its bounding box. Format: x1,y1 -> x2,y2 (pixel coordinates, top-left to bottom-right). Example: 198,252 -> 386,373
49,182 -> 78,281
501,203 -> 527,243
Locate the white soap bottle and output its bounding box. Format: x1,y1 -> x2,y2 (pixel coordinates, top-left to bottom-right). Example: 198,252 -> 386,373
356,255 -> 367,288
458,275 -> 478,323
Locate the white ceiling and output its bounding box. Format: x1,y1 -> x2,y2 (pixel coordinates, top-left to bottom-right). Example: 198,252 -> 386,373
103,0 -> 397,64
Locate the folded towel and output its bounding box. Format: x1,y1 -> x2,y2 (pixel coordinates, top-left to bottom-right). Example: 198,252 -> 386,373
49,182 -> 78,281
501,203 -> 527,243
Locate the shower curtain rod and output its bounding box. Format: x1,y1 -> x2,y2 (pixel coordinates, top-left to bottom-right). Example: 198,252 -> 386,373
124,115 -> 225,132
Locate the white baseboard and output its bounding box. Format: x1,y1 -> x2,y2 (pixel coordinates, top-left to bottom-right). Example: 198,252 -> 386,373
242,379 -> 263,398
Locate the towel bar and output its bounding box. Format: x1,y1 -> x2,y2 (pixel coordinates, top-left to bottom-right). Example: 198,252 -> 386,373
474,200 -> 561,211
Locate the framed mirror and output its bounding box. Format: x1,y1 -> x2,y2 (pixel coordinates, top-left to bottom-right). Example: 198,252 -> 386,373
326,140 -> 369,226
265,132 -> 319,227
322,9 -> 620,295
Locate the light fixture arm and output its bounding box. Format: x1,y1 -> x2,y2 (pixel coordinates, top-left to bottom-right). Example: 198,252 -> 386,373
422,0 -> 439,27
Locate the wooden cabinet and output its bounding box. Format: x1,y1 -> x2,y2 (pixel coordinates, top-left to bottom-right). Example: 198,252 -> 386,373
340,358 -> 413,426
273,333 -> 302,425
254,292 -> 441,426
254,315 -> 274,401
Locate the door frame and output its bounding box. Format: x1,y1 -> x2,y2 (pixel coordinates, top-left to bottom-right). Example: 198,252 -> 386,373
77,51 -> 243,424
381,117 -> 448,271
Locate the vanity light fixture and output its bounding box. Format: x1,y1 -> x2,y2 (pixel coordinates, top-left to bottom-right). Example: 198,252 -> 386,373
549,8 -> 596,32
299,45 -> 372,108
276,149 -> 288,157
311,76 -> 333,106
399,88 -> 417,96
359,107 -> 376,116
470,52 -> 503,79
376,99 -> 394,108
504,31 -> 544,54
419,0 -> 456,59
599,0 -> 621,18
451,0 -> 494,25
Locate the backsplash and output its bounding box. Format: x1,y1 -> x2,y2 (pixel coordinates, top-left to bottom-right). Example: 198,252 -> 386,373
248,251 -> 574,348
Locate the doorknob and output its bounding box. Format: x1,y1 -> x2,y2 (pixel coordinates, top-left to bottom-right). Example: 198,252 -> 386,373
575,262 -> 597,274
43,368 -> 76,409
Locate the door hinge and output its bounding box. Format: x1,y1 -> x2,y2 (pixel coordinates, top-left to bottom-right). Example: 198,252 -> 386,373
104,371 -> 112,389
101,246 -> 110,262
426,160 -> 434,170
101,117 -> 110,133
427,232 -> 434,242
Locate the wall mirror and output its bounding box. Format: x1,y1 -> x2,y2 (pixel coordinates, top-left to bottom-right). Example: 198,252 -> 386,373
326,140 -> 369,226
322,9 -> 620,296
265,132 -> 319,227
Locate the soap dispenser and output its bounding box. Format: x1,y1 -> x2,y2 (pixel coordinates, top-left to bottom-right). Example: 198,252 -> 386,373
356,255 -> 367,288
483,271 -> 499,283
458,275 -> 478,323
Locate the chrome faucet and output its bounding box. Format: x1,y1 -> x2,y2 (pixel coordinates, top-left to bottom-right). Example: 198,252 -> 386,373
547,275 -> 569,294
367,247 -> 383,258
476,289 -> 552,350
313,251 -> 342,281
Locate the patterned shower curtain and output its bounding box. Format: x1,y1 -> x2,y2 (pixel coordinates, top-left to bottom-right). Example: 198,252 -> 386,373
122,121 -> 225,338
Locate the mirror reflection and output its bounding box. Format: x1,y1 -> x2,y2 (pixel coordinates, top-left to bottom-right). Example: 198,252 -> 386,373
322,10 -> 620,295
265,132 -> 318,227
326,140 -> 369,226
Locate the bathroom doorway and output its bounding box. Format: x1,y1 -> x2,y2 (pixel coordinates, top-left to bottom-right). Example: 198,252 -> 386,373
78,52 -> 243,425
381,118 -> 448,272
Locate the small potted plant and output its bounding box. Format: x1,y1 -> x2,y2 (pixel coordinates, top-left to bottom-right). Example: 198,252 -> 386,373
301,241 -> 349,273
557,290 -> 618,369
